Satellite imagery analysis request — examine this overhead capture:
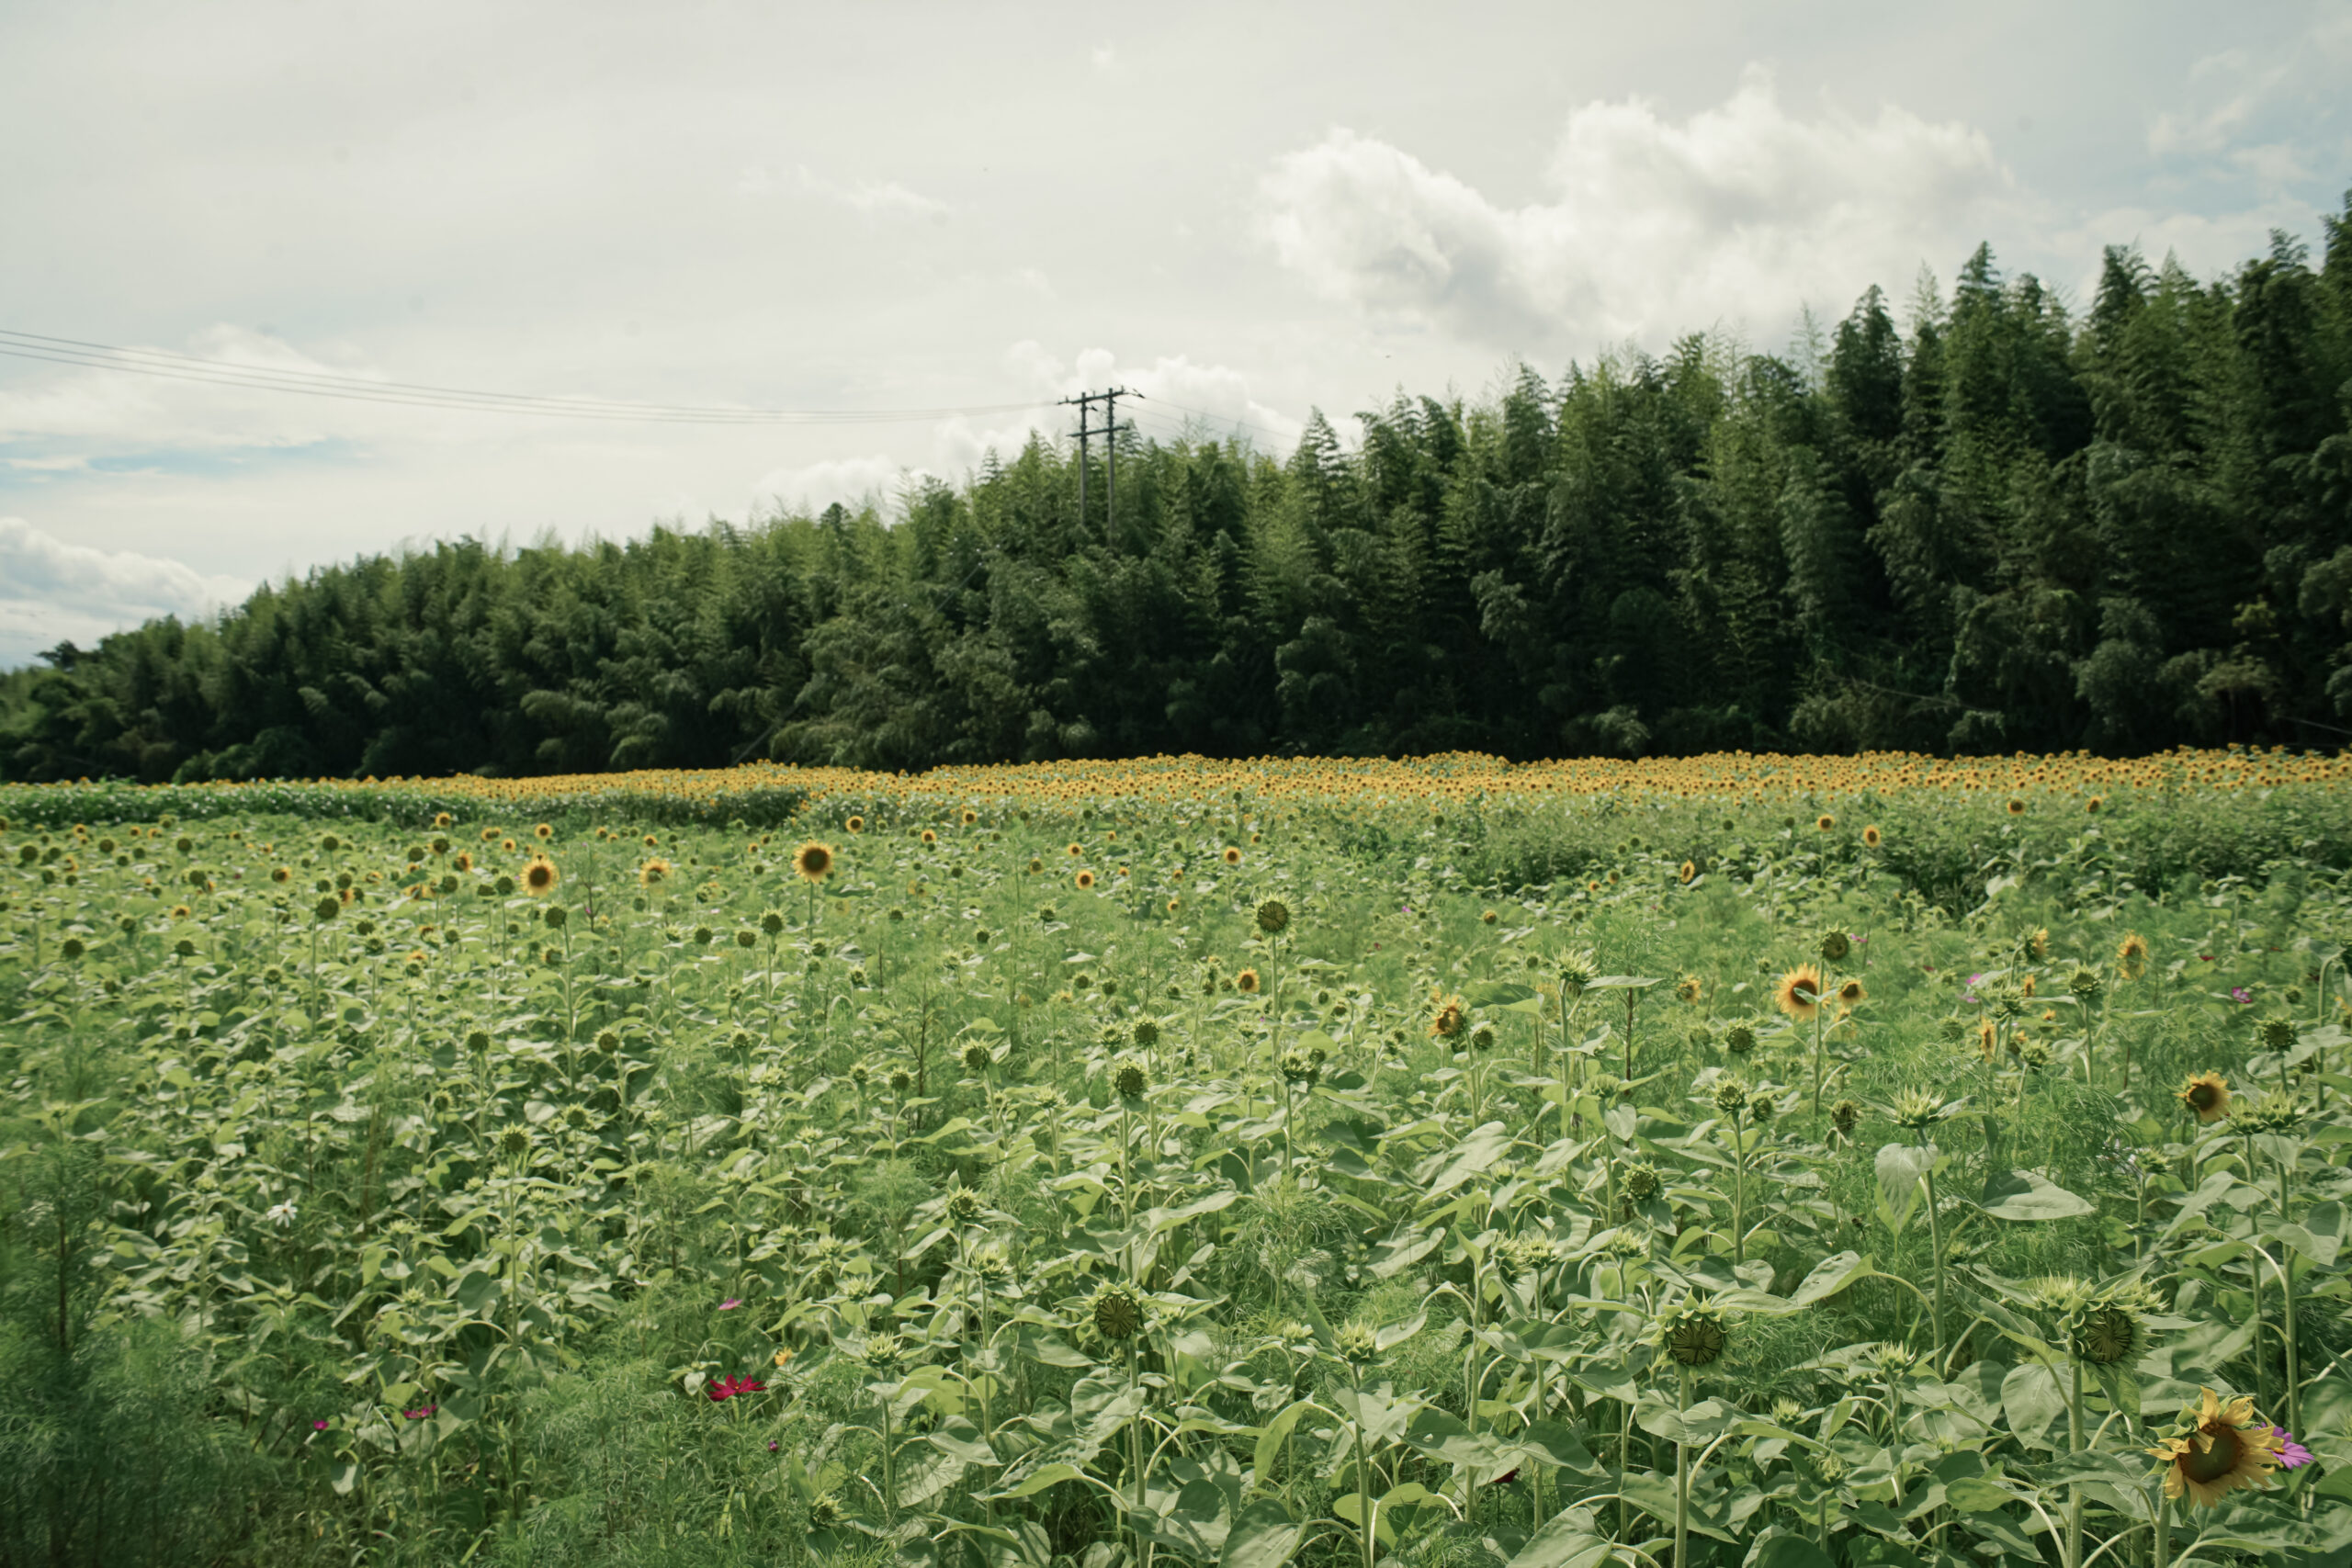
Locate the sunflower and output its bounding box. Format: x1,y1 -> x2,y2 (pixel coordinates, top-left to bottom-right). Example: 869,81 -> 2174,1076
480,827 -> 500,842
535,823 -> 553,840
1235,967 -> 1261,994
1074,869 -> 1096,890
1862,825 -> 1882,848
2086,795 -> 2104,814
639,858 -> 673,887
2118,931 -> 2150,981
1166,897 -> 1181,913
960,809 -> 978,826
844,815 -> 865,834
2007,798 -> 2026,816
1978,1018 -> 1998,1062
433,812 -> 452,829
642,833 -> 661,849
1775,964 -> 1824,1021
2147,1388 -> 2287,1508
2178,1071 -> 2231,1123
501,837 -> 518,853
1675,974 -> 1702,1004
918,829 -> 936,846
1679,859 -> 1697,884
1816,814 -> 1835,831
522,856 -> 560,897
1838,977 -> 1865,1005
1223,846 -> 1242,865
793,841 -> 834,881
1066,842 -> 1083,858
1429,993 -> 1465,1037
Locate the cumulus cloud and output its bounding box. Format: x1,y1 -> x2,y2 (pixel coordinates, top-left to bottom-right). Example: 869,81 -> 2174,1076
933,342 -> 1300,466
0,516 -> 252,665
750,455 -> 922,517
1260,67 -> 2023,353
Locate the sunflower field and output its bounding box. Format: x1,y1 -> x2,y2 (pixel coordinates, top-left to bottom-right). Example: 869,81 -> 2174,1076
2,750 -> 2350,1568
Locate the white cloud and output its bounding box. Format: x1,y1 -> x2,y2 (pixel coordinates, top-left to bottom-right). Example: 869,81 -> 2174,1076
750,455 -> 921,517
1260,67 -> 2021,353
738,164 -> 952,220
0,515 -> 252,664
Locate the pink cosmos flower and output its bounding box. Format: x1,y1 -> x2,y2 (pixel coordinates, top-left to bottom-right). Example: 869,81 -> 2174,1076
402,1406 -> 436,1420
719,1297 -> 742,1310
312,1420 -> 329,1430
707,1374 -> 767,1403
2276,1428 -> 2313,1469
2231,987 -> 2253,1004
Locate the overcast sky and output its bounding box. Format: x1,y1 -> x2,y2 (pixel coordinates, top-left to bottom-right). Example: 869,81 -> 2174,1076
3,1 -> 2347,665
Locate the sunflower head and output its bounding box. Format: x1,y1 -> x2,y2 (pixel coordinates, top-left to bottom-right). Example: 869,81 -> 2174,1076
523,857 -> 559,896
793,841 -> 834,881
1891,1089 -> 1949,1133
1623,1161 -> 1662,1200
1838,977 -> 1865,1005
1830,1098 -> 1861,1138
1074,869 -> 1096,890
639,858 -> 672,886
844,815 -> 865,834
1430,994 -> 1465,1037
2069,966 -> 2104,1002
2117,931 -> 2150,979
1114,1060 -> 1148,1099
1222,846 -> 1241,865
1776,964 -> 1823,1020
1679,859 -> 1697,884
1722,1021 -> 1756,1055
2257,1016 -> 2297,1053
2178,1071 -> 2231,1123
2075,1303 -> 2142,1367
1091,1282 -> 1144,1342
2147,1388 -> 2286,1508
1816,814 -> 1836,832
1255,897 -> 1291,934
1235,966 -> 1261,994
1862,825 -> 1883,848
1675,974 -> 1702,1004
1660,1303 -> 1728,1367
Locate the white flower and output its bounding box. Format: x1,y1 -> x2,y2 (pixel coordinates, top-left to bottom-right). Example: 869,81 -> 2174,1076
266,1201 -> 298,1227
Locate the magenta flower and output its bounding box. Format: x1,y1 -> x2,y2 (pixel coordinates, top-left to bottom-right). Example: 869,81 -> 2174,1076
2231,987 -> 2253,1004
768,1438 -> 781,1452
707,1374 -> 767,1403
312,1419 -> 329,1431
719,1298 -> 743,1311
2276,1428 -> 2313,1469
402,1405 -> 437,1420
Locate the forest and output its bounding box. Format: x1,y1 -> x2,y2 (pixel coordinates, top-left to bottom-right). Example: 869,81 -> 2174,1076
5,202 -> 2352,783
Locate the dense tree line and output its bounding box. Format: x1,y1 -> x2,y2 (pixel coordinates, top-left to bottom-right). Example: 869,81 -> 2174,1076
6,206 -> 2352,781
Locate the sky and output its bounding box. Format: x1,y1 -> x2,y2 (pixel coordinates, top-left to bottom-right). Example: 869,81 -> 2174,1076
2,0 -> 2348,666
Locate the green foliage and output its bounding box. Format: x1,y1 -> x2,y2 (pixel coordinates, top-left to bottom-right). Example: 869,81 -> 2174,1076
10,197 -> 2352,780
2,776 -> 2351,1567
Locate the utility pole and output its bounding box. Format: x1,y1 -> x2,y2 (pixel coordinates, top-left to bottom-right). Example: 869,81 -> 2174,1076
1060,387 -> 1142,532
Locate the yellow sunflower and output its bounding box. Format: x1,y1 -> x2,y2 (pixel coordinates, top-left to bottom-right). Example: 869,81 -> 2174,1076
1862,824 -> 1882,848
1074,869 -> 1096,890
2178,1071 -> 2231,1123
2118,931 -> 2150,981
1235,967 -> 1261,994
2146,1388 -> 2286,1507
793,841 -> 835,881
1775,964 -> 1824,1021
639,858 -> 673,887
1429,993 -> 1465,1038
523,856 -> 560,897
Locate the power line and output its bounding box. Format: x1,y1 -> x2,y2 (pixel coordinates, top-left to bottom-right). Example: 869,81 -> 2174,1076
0,328 -> 1049,426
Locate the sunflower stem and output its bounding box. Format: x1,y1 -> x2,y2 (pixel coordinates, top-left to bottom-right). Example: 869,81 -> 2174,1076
2065,1354 -> 2085,1568
1673,1366 -> 1692,1568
